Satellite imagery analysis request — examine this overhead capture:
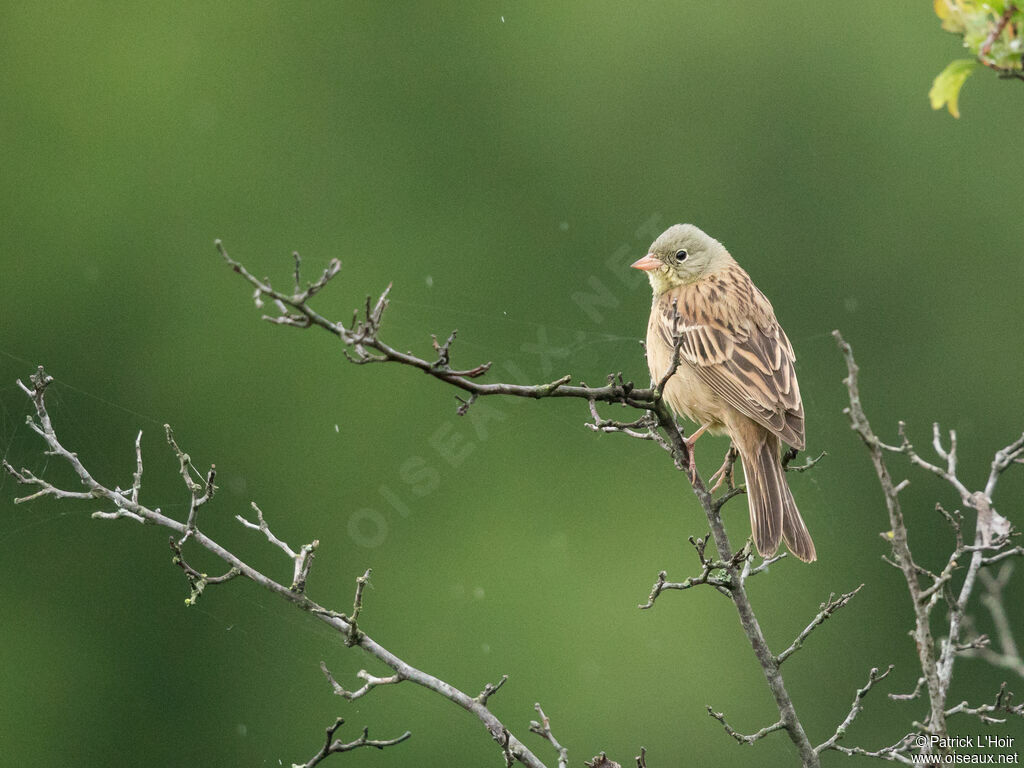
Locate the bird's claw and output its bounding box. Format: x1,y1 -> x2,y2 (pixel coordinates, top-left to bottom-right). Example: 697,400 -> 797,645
708,446 -> 739,492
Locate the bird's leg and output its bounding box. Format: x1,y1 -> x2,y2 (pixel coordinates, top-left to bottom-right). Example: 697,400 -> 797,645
685,422 -> 710,446
683,423 -> 711,477
708,445 -> 739,492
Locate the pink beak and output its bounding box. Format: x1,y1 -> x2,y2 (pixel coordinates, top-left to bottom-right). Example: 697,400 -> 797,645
630,253 -> 661,272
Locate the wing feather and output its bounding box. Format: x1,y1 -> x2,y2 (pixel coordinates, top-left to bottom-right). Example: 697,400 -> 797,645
655,266 -> 805,449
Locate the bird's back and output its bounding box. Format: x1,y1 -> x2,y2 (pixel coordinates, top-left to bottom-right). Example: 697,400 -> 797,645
646,262 -> 805,449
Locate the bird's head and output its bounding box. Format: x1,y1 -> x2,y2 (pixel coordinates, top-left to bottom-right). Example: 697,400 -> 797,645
631,224 -> 732,294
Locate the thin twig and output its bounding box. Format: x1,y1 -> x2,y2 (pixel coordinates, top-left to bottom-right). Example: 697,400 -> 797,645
944,682 -> 1024,724
320,662 -> 404,700
834,329 -> 1024,752
705,708 -> 785,745
889,677 -> 925,702
476,675 -> 509,706
529,704 -> 568,768
216,239 -> 827,766
296,717 -> 411,768
815,665 -> 895,754
2,370 -> 550,768
168,536 -> 242,606
776,585 -> 864,665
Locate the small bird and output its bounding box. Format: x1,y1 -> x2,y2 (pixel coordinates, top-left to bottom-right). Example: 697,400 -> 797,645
632,224 -> 815,562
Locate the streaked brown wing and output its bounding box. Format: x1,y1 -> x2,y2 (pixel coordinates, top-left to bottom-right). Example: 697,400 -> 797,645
655,276 -> 805,449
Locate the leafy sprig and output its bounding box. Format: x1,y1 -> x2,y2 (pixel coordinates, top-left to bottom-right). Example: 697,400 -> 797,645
930,0 -> 1023,117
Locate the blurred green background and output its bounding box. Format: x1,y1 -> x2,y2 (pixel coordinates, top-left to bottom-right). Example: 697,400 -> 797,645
2,2 -> 1022,766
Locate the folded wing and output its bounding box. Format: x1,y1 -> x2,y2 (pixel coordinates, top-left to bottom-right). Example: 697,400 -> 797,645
655,269 -> 805,449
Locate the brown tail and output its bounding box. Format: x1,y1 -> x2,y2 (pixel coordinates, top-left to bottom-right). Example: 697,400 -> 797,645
741,433 -> 816,562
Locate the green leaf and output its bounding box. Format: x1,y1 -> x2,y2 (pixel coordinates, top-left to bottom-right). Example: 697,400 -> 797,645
929,58 -> 979,118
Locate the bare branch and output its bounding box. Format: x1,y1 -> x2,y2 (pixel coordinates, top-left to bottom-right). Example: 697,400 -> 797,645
293,540 -> 319,594
711,483 -> 747,512
165,424 -> 216,546
835,329 -> 1024,749
529,704 -> 568,768
981,547 -> 1024,567
292,250 -> 302,294
237,501 -> 298,558
217,242 -> 826,767
776,585 -> 864,665
429,329 -> 492,378
962,566 -> 1024,680
944,682 -> 1024,724
131,429 -> 143,504
169,537 -> 242,605
320,662 -> 404,701
2,459 -> 101,506
476,674 -> 509,706
236,502 -> 320,592
889,677 -> 925,702
585,753 -> 623,768
294,717 -> 411,768
638,568 -> 727,607
216,241 -> 656,414
586,400 -> 661,442
782,448 -> 828,473
638,535 -> 734,606
344,568 -> 371,647
821,734 -> 917,764
815,665 -> 895,754
5,369 -> 551,768
835,331 -> 951,736
639,539 -> 785,610
986,432 -> 1024,500
705,708 -> 785,745
740,552 -> 787,583
894,421 -> 971,504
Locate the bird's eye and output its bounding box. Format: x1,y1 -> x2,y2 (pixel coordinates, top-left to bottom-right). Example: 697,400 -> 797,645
674,249 -> 688,262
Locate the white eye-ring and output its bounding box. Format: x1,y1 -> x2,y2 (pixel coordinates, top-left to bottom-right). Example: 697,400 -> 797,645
674,249 -> 688,262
